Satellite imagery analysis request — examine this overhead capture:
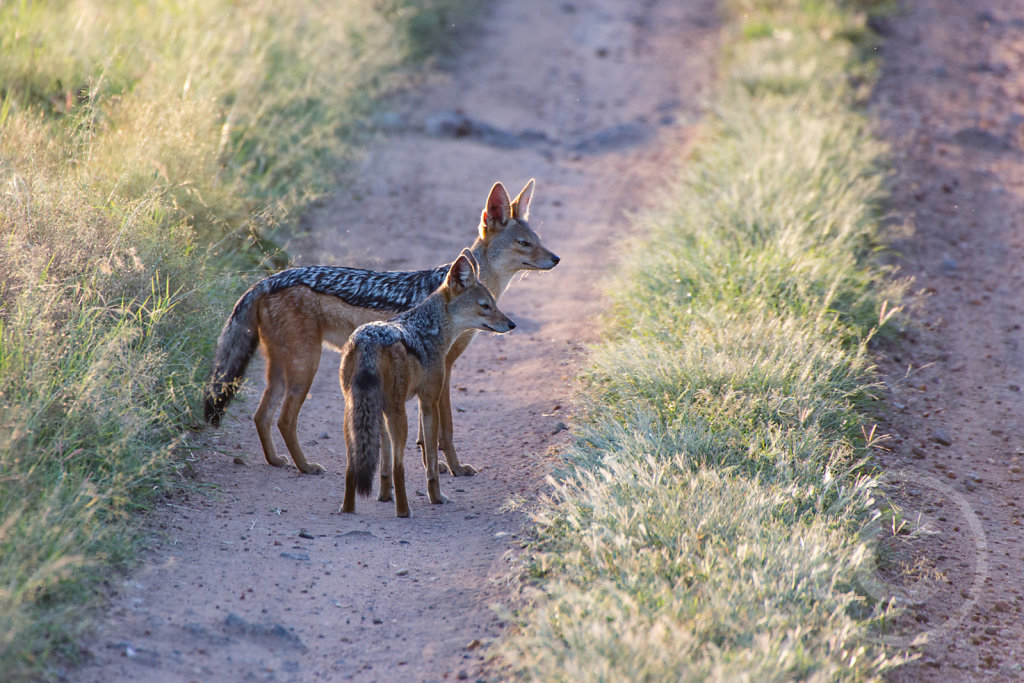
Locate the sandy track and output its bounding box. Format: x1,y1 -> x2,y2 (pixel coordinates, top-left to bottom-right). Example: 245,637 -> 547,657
74,1 -> 718,681
872,0 -> 1024,679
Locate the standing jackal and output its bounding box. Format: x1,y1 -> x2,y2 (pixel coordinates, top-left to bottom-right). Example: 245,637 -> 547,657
341,250 -> 515,517
204,180 -> 558,477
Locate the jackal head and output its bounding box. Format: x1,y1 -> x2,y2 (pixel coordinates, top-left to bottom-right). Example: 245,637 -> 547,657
443,250 -> 516,334
478,179 -> 560,276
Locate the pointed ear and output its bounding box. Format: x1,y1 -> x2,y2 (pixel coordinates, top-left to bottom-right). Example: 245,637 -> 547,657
479,182 -> 511,240
511,178 -> 535,221
445,253 -> 475,295
458,247 -> 480,274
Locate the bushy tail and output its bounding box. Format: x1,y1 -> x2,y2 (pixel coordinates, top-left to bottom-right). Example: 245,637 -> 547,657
343,344 -> 383,497
204,289 -> 261,426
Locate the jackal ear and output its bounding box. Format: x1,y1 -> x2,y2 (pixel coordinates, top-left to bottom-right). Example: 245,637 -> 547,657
446,253 -> 476,294
511,178 -> 534,221
458,247 -> 480,274
480,182 -> 511,240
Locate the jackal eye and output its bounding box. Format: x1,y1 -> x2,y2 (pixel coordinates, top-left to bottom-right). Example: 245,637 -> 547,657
479,300 -> 490,310
516,239 -> 530,247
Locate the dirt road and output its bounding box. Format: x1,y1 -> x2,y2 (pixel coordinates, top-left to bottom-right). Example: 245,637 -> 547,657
76,1 -> 718,680
871,0 -> 1024,679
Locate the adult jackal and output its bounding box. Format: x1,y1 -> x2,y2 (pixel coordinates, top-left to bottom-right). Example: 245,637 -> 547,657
203,180 -> 558,476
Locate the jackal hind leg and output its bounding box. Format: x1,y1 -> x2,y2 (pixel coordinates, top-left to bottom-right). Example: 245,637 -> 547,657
341,401 -> 358,513
254,358 -> 289,468
419,395 -> 448,505
385,404 -> 411,517
377,425 -> 394,503
277,347 -> 326,474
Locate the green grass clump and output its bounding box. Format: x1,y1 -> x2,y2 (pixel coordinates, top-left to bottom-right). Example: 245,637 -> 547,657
500,0 -> 907,679
0,0 -> 477,678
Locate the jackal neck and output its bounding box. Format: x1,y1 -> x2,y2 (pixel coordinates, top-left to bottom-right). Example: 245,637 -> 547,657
390,294 -> 455,364
469,241 -> 513,299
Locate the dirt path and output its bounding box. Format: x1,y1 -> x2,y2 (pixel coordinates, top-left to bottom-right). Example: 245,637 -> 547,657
870,0 -> 1024,679
75,1 -> 718,681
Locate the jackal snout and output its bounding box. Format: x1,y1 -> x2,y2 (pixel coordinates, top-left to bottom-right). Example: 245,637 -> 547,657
482,308 -> 516,334
526,247 -> 560,271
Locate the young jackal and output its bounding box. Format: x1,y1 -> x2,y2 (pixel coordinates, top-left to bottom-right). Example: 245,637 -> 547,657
203,180 -> 558,477
340,250 -> 515,517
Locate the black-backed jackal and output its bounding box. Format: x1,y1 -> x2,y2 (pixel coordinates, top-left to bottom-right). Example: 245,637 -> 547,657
341,250 -> 514,517
203,180 -> 558,477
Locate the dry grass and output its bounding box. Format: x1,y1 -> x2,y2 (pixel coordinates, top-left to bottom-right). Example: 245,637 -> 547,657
0,0 -> 477,678
499,0 -> 910,679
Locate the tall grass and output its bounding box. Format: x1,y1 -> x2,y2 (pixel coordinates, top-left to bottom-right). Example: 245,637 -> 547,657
500,0 -> 908,679
0,0 -> 476,678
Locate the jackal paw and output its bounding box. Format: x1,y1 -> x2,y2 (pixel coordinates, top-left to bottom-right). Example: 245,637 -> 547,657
378,489 -> 393,503
427,490 -> 450,505
300,462 -> 327,475
447,463 -> 477,477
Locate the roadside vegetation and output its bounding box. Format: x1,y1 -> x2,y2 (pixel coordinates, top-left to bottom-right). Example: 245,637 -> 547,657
500,0 -> 908,679
0,1 -> 474,678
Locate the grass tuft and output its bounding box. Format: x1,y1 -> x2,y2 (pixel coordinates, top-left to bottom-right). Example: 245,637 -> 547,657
0,1 -> 478,678
499,0 -> 909,679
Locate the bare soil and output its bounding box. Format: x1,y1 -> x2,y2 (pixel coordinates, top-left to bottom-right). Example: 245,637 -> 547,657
74,1 -> 719,681
870,0 -> 1024,679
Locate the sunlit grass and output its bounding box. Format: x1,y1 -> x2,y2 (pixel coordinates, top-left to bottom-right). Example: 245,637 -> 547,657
0,0 -> 477,678
500,0 -> 908,679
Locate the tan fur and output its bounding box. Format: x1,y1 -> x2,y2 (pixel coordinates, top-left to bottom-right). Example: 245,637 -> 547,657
235,180 -> 558,477
340,252 -> 514,517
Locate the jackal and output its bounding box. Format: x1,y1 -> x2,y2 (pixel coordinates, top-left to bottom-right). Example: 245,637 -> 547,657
203,180 -> 558,477
341,249 -> 514,517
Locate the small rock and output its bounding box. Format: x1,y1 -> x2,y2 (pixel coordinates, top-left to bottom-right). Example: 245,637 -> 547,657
931,428 -> 954,446
457,671 -> 469,680
396,568 -> 409,576
425,111 -> 473,138
233,456 -> 245,465
939,256 -> 958,274
298,529 -> 314,540
911,446 -> 927,459
466,638 -> 482,650
972,61 -> 1010,77
572,121 -> 653,154
225,613 -> 307,650
552,421 -> 569,435
994,600 -> 1011,611
952,127 -> 1008,151
964,479 -> 978,491
318,432 -> 330,440
281,551 -> 310,561
340,530 -> 374,539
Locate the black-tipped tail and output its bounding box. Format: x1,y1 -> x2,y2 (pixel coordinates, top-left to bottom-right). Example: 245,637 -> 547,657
343,346 -> 383,496
204,290 -> 260,425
